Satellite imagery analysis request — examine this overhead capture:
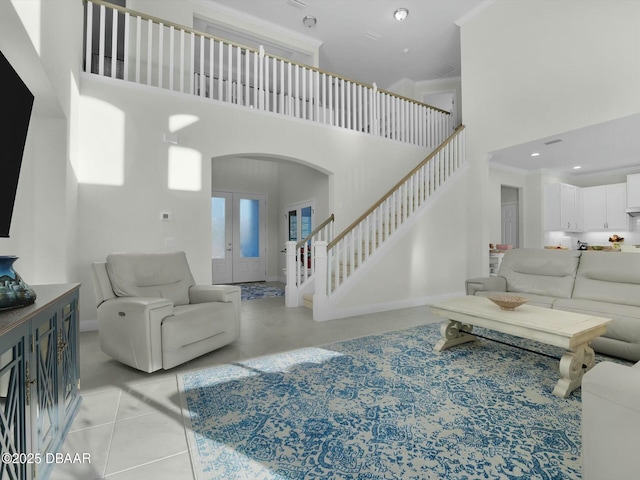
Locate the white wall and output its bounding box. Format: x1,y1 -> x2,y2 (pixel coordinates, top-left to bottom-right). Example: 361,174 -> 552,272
74,76 -> 429,323
462,0 -> 640,154
461,0 -> 640,274
387,77 -> 462,127
328,164 -> 472,316
277,162 -> 330,276
0,0 -> 81,284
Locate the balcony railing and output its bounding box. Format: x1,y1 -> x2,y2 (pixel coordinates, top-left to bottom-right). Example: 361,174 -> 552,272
83,0 -> 452,148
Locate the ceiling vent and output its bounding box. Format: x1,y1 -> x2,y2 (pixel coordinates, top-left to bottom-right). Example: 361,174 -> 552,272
365,31 -> 383,41
544,138 -> 563,145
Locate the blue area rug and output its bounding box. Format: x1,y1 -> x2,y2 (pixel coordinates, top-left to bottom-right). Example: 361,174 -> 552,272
239,282 -> 285,301
178,323 -> 622,479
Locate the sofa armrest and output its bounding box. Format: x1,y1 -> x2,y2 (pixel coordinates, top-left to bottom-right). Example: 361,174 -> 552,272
465,276 -> 506,296
97,296 -> 173,373
583,361 -> 640,412
582,361 -> 640,480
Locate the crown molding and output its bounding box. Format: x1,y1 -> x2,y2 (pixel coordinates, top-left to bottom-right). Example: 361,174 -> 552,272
193,0 -> 323,50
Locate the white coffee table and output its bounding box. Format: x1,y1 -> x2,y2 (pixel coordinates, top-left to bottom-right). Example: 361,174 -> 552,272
430,295 -> 612,398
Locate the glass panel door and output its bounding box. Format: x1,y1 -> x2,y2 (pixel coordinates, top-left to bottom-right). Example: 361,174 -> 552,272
212,191 -> 266,284
239,198 -> 260,258
211,192 -> 233,284
233,193 -> 266,282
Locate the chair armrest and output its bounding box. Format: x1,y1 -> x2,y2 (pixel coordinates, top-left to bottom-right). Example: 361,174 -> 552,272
190,285 -> 241,325
189,285 -> 241,304
97,296 -> 174,373
465,276 -> 506,296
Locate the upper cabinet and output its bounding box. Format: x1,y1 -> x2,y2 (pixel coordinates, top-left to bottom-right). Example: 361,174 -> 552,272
544,183 -> 583,232
628,173 -> 640,208
583,183 -> 628,231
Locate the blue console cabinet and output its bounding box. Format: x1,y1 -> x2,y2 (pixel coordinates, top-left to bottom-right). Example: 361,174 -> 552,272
0,284 -> 81,480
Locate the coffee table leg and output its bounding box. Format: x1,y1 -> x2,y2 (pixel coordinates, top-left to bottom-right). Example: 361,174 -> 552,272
434,320 -> 476,352
553,344 -> 596,398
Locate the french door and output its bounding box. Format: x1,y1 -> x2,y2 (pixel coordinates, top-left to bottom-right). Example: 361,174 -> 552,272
287,201 -> 314,242
211,191 -> 266,284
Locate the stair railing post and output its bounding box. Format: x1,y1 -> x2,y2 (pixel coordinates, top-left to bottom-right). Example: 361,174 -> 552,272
313,241 -> 330,320
285,241 -> 299,307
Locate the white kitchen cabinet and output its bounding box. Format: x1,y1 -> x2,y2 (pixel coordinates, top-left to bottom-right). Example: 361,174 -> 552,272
627,173 -> 640,208
584,183 -> 628,231
544,183 -> 583,231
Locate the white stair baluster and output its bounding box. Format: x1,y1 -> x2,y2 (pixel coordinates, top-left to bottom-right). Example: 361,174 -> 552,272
158,23 -> 164,88
147,19 -> 153,86
111,8 -> 118,78
209,37 -> 214,99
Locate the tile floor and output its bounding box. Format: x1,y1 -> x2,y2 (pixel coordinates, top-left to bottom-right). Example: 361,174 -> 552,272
50,291 -> 440,480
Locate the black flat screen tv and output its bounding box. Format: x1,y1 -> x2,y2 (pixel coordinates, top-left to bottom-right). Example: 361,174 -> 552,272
0,50 -> 34,238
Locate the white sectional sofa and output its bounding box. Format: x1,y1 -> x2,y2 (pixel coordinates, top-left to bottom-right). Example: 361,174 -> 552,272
466,248 -> 640,362
582,360 -> 640,480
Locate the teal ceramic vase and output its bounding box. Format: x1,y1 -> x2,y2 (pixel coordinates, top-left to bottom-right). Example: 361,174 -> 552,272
0,256 -> 37,310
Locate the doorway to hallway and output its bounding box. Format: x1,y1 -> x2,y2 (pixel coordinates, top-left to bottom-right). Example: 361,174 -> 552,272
211,191 -> 266,284
501,186 -> 520,248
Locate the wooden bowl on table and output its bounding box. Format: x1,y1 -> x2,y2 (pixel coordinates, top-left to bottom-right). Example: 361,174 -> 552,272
487,294 -> 528,311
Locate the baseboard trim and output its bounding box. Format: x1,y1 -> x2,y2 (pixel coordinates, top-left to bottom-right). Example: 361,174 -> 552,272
80,319 -> 99,332
313,290 -> 466,321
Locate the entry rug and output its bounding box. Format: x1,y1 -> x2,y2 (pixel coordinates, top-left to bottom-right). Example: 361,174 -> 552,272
178,323 -> 614,479
239,282 -> 285,301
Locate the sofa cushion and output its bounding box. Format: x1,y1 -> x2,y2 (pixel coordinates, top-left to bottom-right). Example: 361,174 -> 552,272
162,302 -> 236,348
106,251 -> 195,306
474,290 -> 558,309
498,248 -> 581,298
553,298 -> 640,344
572,252 -> 640,308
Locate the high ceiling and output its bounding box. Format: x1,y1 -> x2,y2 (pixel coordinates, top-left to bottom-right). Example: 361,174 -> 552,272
201,0 -> 488,88
199,0 -> 640,177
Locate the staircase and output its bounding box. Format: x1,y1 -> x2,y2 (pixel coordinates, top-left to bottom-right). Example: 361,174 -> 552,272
286,126 -> 467,320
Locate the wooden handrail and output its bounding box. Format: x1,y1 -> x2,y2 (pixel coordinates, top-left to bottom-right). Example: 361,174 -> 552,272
84,0 -> 451,115
327,125 -> 465,250
296,214 -> 334,249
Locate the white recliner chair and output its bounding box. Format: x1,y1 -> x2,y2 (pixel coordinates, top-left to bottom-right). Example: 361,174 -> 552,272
91,251 -> 241,372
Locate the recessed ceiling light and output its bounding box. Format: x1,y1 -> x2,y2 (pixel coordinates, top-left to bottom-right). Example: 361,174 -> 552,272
530,152 -> 540,157
573,166 -> 582,170
302,15 -> 317,28
394,8 -> 409,21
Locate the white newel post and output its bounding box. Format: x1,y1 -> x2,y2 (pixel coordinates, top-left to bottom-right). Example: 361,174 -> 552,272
285,241 -> 298,307
313,241 -> 330,320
